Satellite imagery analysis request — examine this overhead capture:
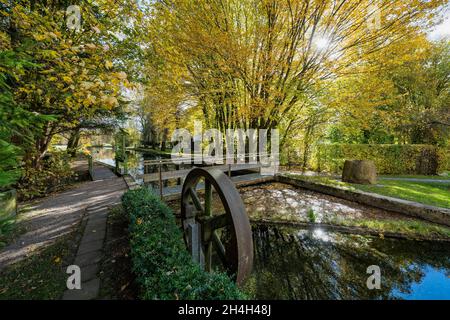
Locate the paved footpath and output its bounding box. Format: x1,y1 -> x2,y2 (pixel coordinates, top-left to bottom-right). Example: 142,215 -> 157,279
62,199 -> 120,300
62,164 -> 126,300
0,164 -> 127,300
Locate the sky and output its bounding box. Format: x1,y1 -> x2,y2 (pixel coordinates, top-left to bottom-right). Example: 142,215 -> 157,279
428,6 -> 450,40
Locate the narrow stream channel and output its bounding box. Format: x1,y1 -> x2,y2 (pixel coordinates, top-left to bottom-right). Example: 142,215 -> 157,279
247,224 -> 450,300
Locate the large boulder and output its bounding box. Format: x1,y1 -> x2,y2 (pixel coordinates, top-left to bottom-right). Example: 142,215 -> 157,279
342,160 -> 377,185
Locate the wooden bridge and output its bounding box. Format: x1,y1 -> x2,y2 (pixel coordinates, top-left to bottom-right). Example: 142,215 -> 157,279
88,152 -> 278,200
141,154 -> 278,200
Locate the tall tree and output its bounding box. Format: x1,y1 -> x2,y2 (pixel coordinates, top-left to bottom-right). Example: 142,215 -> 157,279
327,36 -> 450,145
1,0 -> 142,168
0,25 -> 51,188
145,0 -> 446,134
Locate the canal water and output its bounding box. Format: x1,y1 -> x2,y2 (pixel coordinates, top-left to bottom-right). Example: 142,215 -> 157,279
201,182 -> 450,300
89,146 -> 150,183
247,225 -> 450,300
241,183 -> 450,300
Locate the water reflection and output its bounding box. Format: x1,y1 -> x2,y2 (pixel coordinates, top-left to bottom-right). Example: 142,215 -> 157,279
246,225 -> 450,300
90,146 -> 116,167
89,147 -> 196,188
89,147 -> 146,183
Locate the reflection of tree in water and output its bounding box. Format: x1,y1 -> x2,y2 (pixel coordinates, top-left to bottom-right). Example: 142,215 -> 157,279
125,152 -> 140,170
246,225 -> 450,300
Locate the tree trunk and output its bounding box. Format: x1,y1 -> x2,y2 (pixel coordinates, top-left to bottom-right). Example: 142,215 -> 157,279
67,129 -> 81,158
29,123 -> 55,169
161,128 -> 168,151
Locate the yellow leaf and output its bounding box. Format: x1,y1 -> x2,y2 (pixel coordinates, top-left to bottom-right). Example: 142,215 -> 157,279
104,96 -> 118,108
85,43 -> 96,50
47,32 -> 58,39
105,61 -> 113,69
81,81 -> 94,90
33,34 -> 46,41
115,72 -> 127,80
62,76 -> 72,84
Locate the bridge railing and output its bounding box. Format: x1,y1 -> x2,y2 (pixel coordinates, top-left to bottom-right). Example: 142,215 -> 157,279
143,153 -> 279,199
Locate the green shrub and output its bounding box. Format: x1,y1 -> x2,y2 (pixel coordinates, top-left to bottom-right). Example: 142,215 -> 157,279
313,144 -> 447,175
437,147 -> 450,172
17,152 -> 75,200
0,216 -> 15,249
307,208 -> 316,223
122,187 -> 246,300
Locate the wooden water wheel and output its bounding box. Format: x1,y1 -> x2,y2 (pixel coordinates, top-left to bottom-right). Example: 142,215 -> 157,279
180,167 -> 253,286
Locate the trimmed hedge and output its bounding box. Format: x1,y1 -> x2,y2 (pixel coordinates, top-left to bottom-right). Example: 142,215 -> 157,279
122,187 -> 246,300
438,147 -> 450,172
314,144 -> 449,175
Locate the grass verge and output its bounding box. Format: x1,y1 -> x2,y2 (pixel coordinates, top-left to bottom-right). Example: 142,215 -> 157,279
356,180 -> 450,209
380,174 -> 450,180
0,217 -> 21,250
98,205 -> 136,299
0,231 -> 80,299
286,174 -> 450,209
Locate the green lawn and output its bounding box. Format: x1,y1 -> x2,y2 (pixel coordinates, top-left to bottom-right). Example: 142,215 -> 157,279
355,180 -> 450,209
380,174 -> 450,180
286,174 -> 450,209
0,232 -> 78,300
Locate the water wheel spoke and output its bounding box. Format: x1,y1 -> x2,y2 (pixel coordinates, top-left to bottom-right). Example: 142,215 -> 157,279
204,241 -> 212,272
188,187 -> 204,213
212,231 -> 227,266
197,214 -> 229,239
204,180 -> 212,216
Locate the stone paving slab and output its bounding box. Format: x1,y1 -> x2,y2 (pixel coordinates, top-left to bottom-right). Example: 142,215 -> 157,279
80,229 -> 106,244
62,278 -> 100,300
84,221 -> 107,233
88,212 -> 108,221
77,240 -> 103,255
80,264 -> 99,283
74,250 -> 103,267
62,187 -> 120,300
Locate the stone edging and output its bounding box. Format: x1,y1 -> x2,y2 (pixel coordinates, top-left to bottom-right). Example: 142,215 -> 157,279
277,175 -> 450,227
